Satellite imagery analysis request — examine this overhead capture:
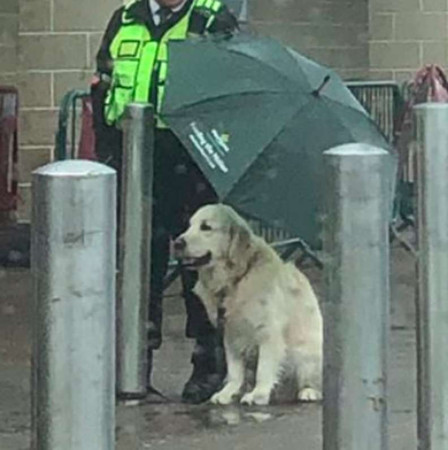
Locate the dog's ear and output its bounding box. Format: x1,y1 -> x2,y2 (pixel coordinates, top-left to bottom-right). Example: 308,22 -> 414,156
227,220 -> 251,264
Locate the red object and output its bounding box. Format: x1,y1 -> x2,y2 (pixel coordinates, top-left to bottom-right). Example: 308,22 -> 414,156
408,64 -> 448,103
396,65 -> 448,183
0,87 -> 19,213
90,74 -> 101,86
78,96 -> 97,160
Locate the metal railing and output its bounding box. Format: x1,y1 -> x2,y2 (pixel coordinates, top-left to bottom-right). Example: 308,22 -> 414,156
346,81 -> 404,145
54,89 -> 90,160
56,82 -> 405,161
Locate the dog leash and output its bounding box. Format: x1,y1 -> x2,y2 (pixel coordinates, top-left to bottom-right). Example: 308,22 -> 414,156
215,290 -> 227,377
147,346 -> 172,403
147,383 -> 172,403
117,384 -> 171,403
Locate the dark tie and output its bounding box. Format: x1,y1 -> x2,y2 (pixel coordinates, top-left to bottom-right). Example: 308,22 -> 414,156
157,6 -> 172,25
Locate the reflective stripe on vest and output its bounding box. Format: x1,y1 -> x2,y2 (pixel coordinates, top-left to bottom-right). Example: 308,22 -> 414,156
196,0 -> 221,10
104,0 -> 223,127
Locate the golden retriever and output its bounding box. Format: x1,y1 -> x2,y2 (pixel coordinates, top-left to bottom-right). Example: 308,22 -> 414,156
174,204 -> 322,406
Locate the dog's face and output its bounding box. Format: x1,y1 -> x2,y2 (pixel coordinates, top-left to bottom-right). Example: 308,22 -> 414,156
174,204 -> 251,270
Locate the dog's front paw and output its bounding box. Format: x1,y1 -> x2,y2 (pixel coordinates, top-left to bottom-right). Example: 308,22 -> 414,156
210,389 -> 236,405
240,390 -> 270,406
298,388 -> 322,402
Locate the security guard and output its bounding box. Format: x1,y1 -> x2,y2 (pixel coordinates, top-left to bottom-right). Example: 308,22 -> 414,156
91,0 -> 238,404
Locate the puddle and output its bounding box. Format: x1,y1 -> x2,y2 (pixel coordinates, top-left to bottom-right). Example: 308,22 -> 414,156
117,391 -> 312,440
170,403 -> 288,429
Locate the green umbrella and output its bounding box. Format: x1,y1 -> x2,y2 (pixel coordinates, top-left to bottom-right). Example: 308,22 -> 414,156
160,35 -> 394,246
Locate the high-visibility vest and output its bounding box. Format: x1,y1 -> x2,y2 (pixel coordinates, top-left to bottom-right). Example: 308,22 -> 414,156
104,0 -> 224,127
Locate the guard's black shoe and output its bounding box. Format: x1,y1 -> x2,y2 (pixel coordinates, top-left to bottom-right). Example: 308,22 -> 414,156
181,341 -> 226,404
182,372 -> 224,404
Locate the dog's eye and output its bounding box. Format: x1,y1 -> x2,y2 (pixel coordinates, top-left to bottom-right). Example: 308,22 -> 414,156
200,222 -> 212,231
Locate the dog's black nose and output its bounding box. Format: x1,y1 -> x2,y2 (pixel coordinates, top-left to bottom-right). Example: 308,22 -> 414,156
174,237 -> 186,252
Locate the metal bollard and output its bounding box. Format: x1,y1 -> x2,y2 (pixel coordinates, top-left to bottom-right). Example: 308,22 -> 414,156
414,103 -> 448,450
322,144 -> 391,450
117,103 -> 154,399
31,160 -> 116,450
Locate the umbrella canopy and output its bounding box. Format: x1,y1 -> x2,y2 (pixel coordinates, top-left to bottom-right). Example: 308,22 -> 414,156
160,34 -> 394,246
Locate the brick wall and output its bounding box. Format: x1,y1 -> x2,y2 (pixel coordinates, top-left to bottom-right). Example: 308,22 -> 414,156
0,0 -> 19,76
369,0 -> 448,82
247,0 -> 370,80
14,0 -> 122,221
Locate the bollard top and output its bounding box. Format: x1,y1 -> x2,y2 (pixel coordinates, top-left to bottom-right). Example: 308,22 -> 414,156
123,102 -> 154,120
33,160 -> 116,178
414,103 -> 448,111
324,143 -> 389,157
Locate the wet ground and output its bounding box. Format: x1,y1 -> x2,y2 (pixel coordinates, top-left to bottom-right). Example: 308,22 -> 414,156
0,238 -> 417,449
